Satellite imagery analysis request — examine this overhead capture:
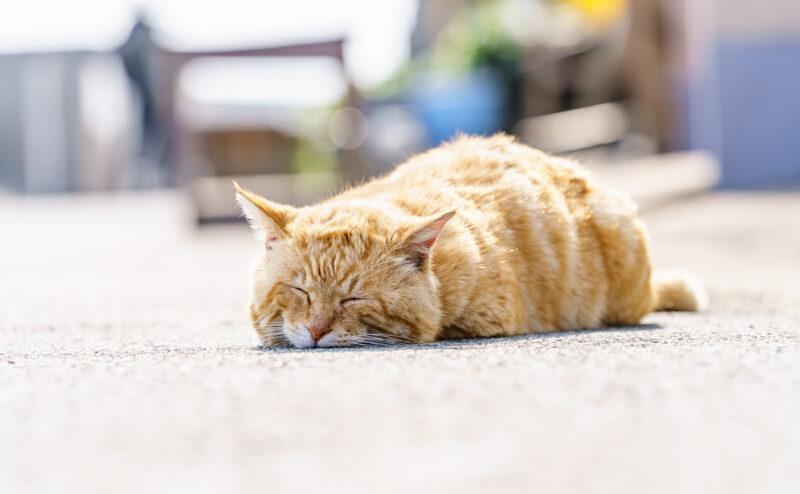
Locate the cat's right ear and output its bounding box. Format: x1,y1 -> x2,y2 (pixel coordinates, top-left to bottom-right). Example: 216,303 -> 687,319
396,210 -> 456,269
234,181 -> 294,249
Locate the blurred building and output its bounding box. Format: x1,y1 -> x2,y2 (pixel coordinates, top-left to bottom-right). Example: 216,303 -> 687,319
0,51 -> 136,193
679,0 -> 800,187
0,0 -> 798,200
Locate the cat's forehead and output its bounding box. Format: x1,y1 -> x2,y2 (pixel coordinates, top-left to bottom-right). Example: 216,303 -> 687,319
276,203 -> 406,292
282,229 -> 384,289
300,202 -> 389,229
293,228 -> 379,252
288,203 -> 400,249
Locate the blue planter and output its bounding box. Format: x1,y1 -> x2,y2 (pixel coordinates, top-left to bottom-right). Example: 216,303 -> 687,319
410,69 -> 506,146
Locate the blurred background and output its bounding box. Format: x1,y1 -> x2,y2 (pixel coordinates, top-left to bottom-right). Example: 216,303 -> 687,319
3,4 -> 800,493
1,0 -> 798,221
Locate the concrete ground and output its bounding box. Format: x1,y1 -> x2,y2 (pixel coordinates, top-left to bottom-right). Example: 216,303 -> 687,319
1,189 -> 799,494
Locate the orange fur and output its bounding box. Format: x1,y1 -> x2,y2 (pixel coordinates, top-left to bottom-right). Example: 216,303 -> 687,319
236,134 -> 707,348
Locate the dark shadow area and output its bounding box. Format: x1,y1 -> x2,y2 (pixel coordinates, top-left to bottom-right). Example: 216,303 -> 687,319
253,323 -> 663,354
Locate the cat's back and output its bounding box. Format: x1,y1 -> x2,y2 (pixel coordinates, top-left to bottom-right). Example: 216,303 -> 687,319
340,134 -> 582,216
375,134 -> 648,334
390,133 -> 554,191
330,134 -> 653,336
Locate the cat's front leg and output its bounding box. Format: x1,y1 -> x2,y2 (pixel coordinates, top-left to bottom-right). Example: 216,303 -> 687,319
250,306 -> 287,347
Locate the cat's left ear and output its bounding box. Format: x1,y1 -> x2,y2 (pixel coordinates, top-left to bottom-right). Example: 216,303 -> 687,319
234,181 -> 295,249
397,210 -> 456,268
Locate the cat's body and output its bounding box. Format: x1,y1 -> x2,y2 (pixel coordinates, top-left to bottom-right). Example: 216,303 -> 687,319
236,134 -> 706,348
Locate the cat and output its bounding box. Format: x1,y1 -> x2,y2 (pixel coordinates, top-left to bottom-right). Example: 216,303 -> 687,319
235,133 -> 707,348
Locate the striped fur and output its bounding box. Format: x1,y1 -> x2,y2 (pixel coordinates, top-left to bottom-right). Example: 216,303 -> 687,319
236,134 -> 706,348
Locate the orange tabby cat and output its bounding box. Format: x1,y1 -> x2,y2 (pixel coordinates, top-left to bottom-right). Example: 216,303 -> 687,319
235,134 -> 707,348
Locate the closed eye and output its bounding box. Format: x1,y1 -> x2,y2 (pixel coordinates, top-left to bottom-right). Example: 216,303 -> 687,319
341,297 -> 365,307
288,285 -> 310,303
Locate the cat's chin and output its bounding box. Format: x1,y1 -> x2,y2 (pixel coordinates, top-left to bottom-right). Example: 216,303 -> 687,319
282,326 -> 314,348
282,326 -> 356,349
315,338 -> 346,348
269,324 -> 413,349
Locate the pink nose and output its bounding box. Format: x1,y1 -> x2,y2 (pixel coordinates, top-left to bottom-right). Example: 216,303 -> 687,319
308,324 -> 331,342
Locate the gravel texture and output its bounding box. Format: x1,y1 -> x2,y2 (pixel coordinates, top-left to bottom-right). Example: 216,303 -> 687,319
1,190 -> 799,493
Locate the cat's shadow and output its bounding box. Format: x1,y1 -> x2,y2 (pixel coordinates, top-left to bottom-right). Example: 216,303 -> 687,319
255,323 -> 662,354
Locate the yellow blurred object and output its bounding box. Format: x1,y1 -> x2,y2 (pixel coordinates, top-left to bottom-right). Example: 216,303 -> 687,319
562,0 -> 628,26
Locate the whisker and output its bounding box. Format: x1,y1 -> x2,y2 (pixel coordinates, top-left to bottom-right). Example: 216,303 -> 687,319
360,332 -> 416,346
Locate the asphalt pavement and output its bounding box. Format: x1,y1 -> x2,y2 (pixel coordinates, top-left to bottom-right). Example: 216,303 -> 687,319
1,190 -> 799,494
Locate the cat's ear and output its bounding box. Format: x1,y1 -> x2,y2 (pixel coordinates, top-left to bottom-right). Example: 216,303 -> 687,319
234,181 -> 295,249
397,210 -> 456,268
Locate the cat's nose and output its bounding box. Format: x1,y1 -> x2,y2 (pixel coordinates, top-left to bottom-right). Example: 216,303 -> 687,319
307,324 -> 331,342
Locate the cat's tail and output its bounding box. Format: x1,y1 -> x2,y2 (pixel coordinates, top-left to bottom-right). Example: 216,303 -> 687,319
651,268 -> 709,312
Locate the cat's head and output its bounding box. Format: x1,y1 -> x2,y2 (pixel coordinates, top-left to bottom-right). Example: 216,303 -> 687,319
235,183 -> 454,348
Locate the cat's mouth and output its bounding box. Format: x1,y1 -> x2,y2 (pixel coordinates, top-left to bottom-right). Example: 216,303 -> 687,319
276,323 -> 414,349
